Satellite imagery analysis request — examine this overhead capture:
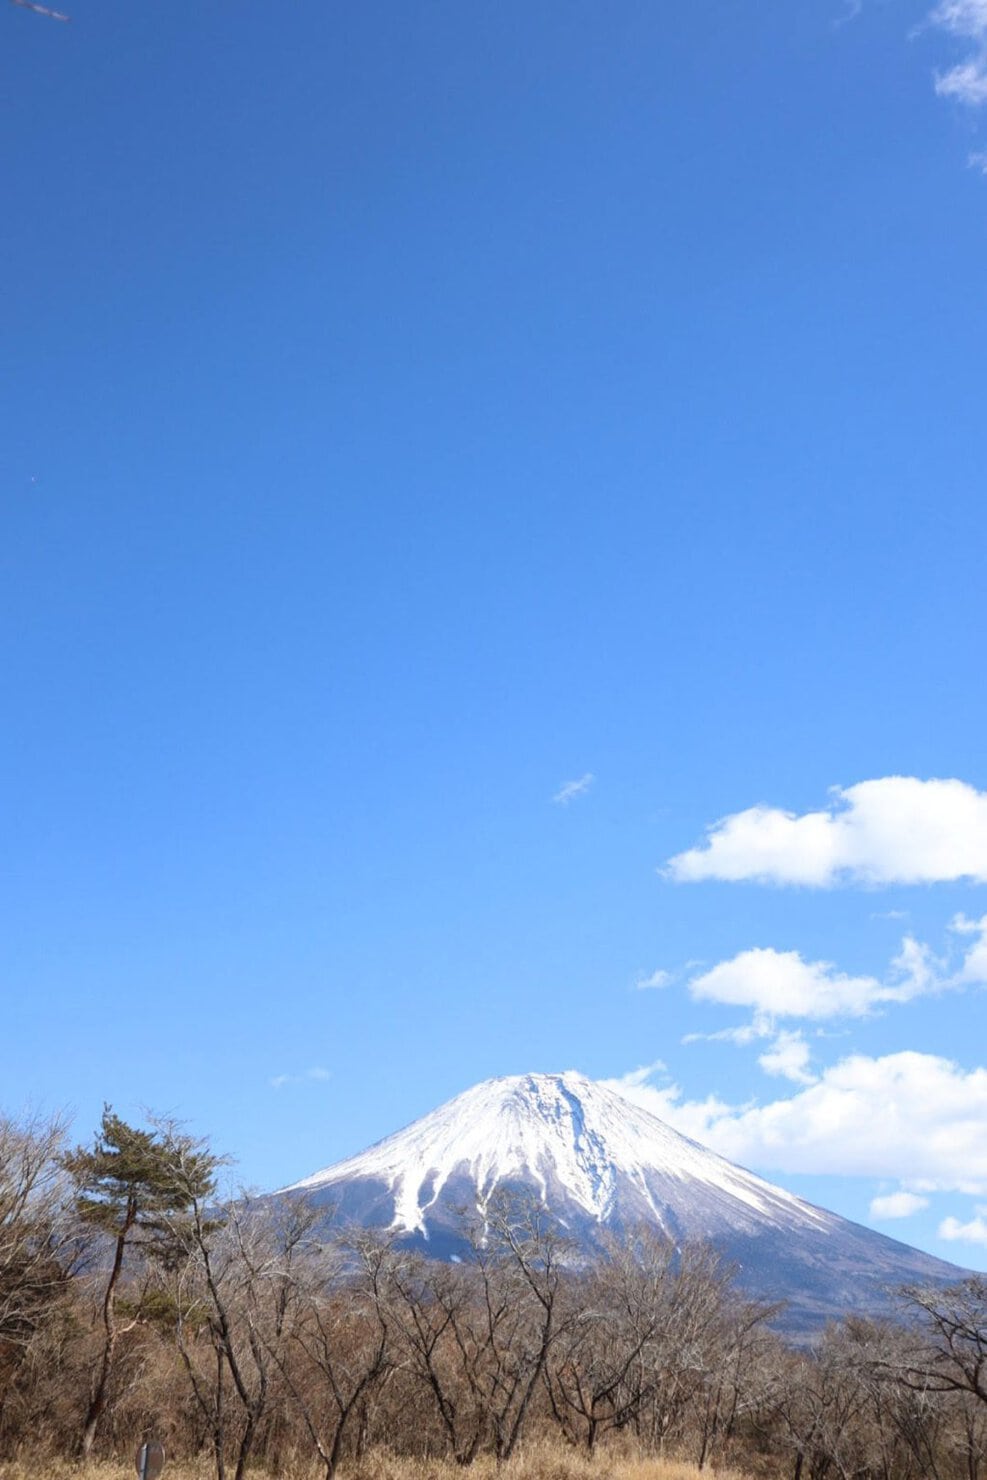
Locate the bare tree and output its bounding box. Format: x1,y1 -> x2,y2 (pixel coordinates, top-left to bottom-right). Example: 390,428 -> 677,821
767,1326 -> 874,1480
948,1390 -> 987,1480
270,1227 -> 395,1479
640,1237 -> 740,1454
546,1230 -> 676,1451
388,1194 -> 571,1464
835,1316 -> 949,1480
0,1112 -> 70,1358
693,1294 -> 779,1470
464,1193 -> 571,1461
388,1248 -> 488,1463
167,1194 -> 312,1480
543,1230 -> 743,1456
899,1278 -> 987,1408
0,1111 -> 75,1443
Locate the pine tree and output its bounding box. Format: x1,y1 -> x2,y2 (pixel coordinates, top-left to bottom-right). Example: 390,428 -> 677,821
62,1107 -> 220,1458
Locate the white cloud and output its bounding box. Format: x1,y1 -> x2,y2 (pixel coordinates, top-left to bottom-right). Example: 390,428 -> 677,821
893,934 -> 944,993
687,938 -> 937,1022
870,1190 -> 930,1219
666,777 -> 987,887
603,1067 -> 737,1147
691,949 -> 883,1019
681,927 -> 979,1039
604,1051 -> 987,1191
952,913 -> 987,983
614,1059 -> 668,1090
635,968 -> 673,991
931,0 -> 987,105
553,773 -> 594,806
758,1031 -> 816,1085
936,59 -> 987,100
933,0 -> 987,30
269,1066 -> 331,1090
939,1213 -> 987,1244
683,1022 -> 764,1046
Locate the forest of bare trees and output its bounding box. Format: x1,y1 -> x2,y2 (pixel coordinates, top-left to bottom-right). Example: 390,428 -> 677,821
3,1107 -> 987,1480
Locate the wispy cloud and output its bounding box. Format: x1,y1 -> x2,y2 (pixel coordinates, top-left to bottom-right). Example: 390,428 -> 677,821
611,1058 -> 667,1090
666,777 -> 987,887
936,59 -> 987,101
846,2 -> 987,166
269,1066 -> 331,1090
634,968 -> 673,991
930,0 -> 987,106
553,772 -> 594,806
683,1022 -> 764,1047
834,0 -> 863,26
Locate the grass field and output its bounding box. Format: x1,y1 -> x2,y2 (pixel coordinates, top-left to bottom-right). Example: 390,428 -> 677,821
0,1445 -> 759,1480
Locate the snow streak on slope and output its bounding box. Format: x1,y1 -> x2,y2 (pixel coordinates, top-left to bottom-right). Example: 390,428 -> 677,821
285,1071 -> 834,1239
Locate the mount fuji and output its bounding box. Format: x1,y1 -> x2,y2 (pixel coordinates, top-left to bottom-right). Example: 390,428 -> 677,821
280,1071 -> 967,1334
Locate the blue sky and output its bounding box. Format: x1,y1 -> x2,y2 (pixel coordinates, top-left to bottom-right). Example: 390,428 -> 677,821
3,0 -> 987,1268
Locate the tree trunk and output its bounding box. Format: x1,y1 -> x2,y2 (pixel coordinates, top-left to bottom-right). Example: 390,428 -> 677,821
80,1206 -> 135,1458
232,1414 -> 256,1480
213,1346 -> 227,1480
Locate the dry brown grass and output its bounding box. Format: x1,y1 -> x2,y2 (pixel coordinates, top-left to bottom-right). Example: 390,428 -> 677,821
0,1444 -> 757,1480
335,1448 -> 755,1480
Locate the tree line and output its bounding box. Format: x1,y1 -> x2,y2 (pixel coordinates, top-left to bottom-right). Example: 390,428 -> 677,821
2,1106 -> 987,1480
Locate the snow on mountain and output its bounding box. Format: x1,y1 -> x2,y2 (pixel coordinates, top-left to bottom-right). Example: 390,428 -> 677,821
287,1071 -> 832,1240
280,1070 -> 968,1334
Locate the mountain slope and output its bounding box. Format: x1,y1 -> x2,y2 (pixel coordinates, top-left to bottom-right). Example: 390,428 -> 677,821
281,1071 -> 968,1333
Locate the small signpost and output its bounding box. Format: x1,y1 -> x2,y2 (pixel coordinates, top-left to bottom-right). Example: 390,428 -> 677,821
135,1440 -> 165,1480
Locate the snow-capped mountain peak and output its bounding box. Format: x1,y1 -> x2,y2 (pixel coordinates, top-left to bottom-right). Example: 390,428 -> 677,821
279,1069 -> 969,1334
285,1070 -> 830,1239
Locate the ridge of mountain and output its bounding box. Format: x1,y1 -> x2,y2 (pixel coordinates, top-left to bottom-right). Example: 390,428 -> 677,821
279,1070 -> 969,1335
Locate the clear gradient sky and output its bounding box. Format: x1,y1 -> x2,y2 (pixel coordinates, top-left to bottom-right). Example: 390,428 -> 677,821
3,0 -> 987,1269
